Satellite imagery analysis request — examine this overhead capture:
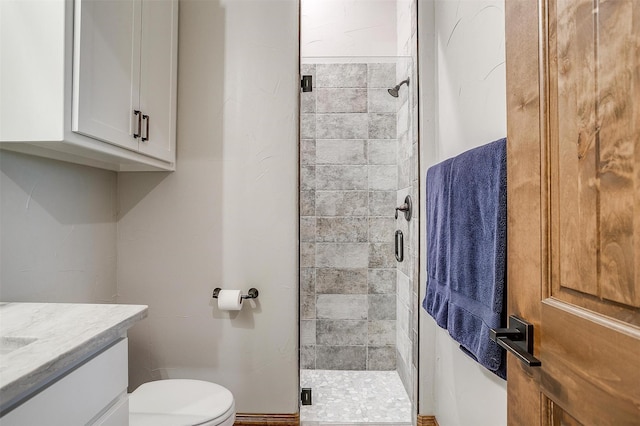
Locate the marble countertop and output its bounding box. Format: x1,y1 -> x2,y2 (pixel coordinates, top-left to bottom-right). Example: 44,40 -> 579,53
0,302 -> 147,412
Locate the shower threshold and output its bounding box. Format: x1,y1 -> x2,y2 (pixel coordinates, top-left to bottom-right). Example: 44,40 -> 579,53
300,369 -> 412,426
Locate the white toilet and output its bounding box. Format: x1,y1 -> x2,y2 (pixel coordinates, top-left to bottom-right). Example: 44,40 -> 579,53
129,379 -> 236,426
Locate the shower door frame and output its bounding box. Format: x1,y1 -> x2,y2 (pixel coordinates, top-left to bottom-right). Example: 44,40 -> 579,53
297,0 -> 422,423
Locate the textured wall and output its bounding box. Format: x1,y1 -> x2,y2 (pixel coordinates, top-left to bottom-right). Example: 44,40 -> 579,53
0,151 -> 117,303
300,62 -> 399,371
301,0 -> 398,58
418,0 -> 508,424
117,0 -> 299,414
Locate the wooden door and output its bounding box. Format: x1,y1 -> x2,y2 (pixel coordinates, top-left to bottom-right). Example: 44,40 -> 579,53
506,0 -> 640,425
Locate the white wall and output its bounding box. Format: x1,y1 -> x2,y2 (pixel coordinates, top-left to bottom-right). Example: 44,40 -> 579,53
117,0 -> 299,414
418,0 -> 507,424
397,0 -> 414,56
301,0 -> 397,58
0,151 -> 117,303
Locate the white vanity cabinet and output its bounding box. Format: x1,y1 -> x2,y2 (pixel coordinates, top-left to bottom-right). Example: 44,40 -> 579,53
0,0 -> 178,172
0,339 -> 130,426
0,304 -> 147,426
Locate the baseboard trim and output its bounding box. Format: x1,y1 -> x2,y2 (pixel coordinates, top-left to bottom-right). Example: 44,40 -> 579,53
417,414 -> 439,426
235,413 -> 433,426
234,413 -> 300,425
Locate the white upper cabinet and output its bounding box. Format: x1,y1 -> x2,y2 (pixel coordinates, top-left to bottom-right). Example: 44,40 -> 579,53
73,0 -> 177,163
0,0 -> 178,172
72,0 -> 142,153
138,0 -> 178,162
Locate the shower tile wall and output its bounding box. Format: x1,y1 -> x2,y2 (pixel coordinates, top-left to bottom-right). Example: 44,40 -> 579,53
300,62 -> 398,371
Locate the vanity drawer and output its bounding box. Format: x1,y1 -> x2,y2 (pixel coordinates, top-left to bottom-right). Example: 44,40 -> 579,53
1,338 -> 128,425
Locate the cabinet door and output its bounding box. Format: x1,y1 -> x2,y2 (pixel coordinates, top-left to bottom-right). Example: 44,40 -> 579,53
138,0 -> 178,162
72,0 -> 141,152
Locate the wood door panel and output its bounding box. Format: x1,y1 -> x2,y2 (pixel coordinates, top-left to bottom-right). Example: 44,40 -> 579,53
505,0 -> 544,424
597,0 -> 640,307
507,357 -> 543,426
540,300 -> 640,426
506,0 -> 640,423
549,0 -> 640,323
554,0 -> 599,297
549,400 -> 584,426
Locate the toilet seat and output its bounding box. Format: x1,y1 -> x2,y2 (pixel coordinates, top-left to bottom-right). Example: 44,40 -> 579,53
129,379 -> 235,426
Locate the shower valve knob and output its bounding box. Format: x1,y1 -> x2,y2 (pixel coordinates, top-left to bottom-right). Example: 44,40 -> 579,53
395,195 -> 412,221
395,204 -> 409,219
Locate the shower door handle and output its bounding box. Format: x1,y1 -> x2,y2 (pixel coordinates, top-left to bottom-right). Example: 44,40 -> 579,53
395,230 -> 404,262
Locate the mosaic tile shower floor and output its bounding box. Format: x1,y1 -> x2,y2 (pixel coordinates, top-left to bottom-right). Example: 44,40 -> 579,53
300,369 -> 412,425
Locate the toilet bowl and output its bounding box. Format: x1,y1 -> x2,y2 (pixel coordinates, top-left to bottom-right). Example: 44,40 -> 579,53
129,379 -> 235,426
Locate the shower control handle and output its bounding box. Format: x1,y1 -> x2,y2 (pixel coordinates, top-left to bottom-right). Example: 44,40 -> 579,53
395,204 -> 409,219
395,195 -> 412,221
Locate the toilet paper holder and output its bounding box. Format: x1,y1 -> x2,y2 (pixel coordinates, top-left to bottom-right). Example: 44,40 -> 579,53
212,288 -> 259,300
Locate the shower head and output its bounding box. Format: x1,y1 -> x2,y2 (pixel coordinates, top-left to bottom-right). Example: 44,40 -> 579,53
388,78 -> 410,97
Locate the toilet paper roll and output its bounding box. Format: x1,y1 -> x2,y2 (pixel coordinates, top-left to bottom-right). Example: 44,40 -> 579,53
217,289 -> 243,311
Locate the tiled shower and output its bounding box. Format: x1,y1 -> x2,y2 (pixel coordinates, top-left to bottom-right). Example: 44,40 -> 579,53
300,61 -> 400,371
299,59 -> 418,424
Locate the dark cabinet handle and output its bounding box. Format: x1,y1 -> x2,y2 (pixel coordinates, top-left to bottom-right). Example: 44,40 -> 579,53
142,114 -> 150,141
133,110 -> 142,138
490,315 -> 541,367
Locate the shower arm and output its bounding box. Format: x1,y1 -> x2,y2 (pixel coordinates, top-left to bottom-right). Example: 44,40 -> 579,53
396,78 -> 410,88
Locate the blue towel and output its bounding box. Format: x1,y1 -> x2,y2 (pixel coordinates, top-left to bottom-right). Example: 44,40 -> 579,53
423,138 -> 507,379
